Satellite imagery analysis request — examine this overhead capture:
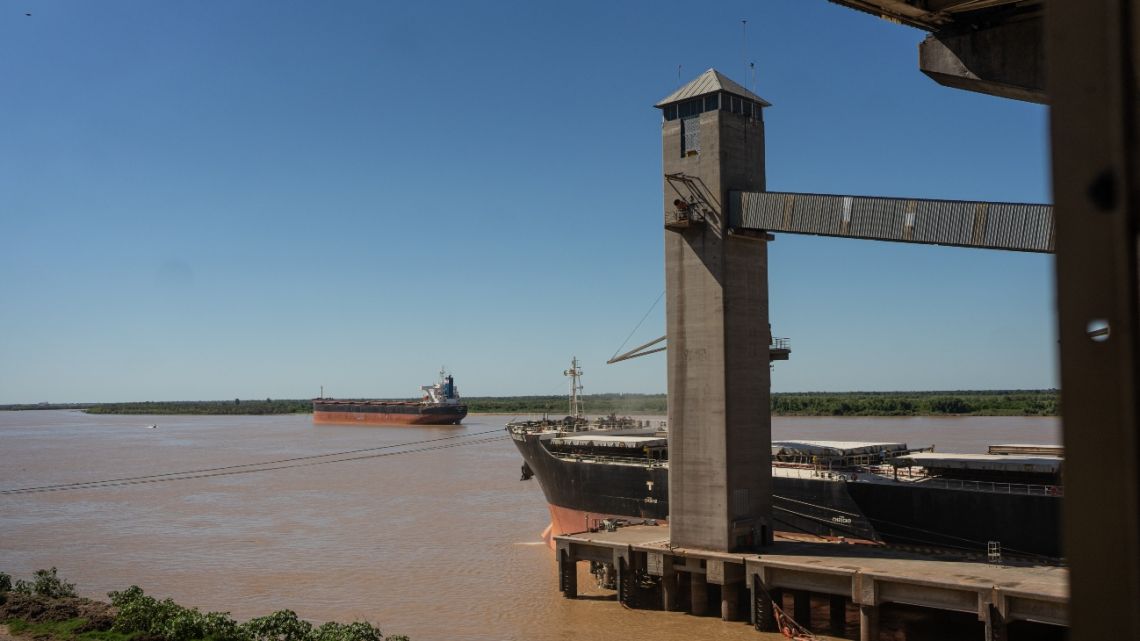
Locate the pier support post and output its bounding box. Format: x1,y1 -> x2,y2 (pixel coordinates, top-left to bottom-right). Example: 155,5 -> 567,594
794,591 -> 812,630
558,549 -> 577,599
830,594 -> 847,635
690,573 -> 708,616
753,579 -> 778,632
721,582 -> 740,621
984,605 -> 1007,641
661,565 -> 679,611
677,571 -> 692,612
859,604 -> 879,641
616,558 -> 632,607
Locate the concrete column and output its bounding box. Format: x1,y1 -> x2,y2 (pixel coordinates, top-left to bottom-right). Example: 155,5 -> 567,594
661,567 -> 679,611
984,605 -> 1007,641
558,551 -> 577,599
677,571 -> 691,612
721,583 -> 740,621
859,604 -> 879,641
829,594 -> 847,634
793,591 -> 812,630
660,79 -> 773,553
690,572 -> 708,616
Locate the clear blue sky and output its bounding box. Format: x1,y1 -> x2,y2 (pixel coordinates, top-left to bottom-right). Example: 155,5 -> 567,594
0,1 -> 1054,403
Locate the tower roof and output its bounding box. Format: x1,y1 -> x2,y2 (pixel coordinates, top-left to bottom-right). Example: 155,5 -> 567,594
655,68 -> 772,108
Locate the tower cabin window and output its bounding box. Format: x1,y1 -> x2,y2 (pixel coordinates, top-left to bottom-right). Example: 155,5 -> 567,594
681,116 -> 699,156
662,92 -> 763,156
662,93 -> 762,122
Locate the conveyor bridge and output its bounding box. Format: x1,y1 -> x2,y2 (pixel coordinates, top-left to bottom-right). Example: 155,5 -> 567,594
727,190 -> 1054,253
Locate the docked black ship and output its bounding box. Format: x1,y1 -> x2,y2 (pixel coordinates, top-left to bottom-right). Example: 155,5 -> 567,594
509,417 -> 1063,559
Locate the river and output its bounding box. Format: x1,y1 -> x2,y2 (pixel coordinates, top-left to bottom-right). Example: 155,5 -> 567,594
0,411 -> 1060,641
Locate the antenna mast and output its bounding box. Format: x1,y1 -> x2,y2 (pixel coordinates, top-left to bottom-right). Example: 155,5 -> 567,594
564,356 -> 584,418
741,19 -> 748,83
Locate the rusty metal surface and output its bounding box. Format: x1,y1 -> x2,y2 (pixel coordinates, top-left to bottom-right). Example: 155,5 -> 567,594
730,191 -> 1054,253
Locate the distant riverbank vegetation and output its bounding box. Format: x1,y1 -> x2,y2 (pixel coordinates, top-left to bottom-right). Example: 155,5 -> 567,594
770,390 -> 1058,416
1,390 -> 1057,417
474,390 -> 1058,416
83,399 -> 311,415
0,568 -> 408,641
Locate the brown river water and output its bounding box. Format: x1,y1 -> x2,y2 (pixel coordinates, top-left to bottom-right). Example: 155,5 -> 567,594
0,411 -> 1060,641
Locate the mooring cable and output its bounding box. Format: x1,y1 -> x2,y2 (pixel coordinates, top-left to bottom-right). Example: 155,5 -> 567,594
0,428 -> 507,495
608,290 -> 665,362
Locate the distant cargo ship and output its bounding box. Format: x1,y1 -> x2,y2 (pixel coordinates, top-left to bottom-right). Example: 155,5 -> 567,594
312,370 -> 467,426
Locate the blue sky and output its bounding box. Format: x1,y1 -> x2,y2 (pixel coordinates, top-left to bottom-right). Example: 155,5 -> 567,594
0,1 -> 1054,403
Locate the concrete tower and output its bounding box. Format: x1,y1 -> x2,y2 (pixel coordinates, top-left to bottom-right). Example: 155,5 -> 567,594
656,69 -> 773,552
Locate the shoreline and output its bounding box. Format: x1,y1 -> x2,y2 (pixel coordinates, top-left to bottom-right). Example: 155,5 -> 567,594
1,390 -> 1059,418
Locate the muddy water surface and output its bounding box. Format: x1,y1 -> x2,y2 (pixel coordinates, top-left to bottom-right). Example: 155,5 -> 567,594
0,411 -> 1059,641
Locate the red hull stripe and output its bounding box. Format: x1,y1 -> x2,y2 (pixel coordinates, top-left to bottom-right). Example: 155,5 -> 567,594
543,503 -> 668,549
312,411 -> 461,426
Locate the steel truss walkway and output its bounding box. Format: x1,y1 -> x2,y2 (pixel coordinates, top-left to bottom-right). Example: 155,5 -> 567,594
728,191 -> 1054,253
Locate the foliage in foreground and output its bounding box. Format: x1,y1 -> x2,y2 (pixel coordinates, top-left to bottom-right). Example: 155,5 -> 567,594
0,568 -> 77,599
0,570 -> 407,641
107,586 -> 408,641
105,585 -> 408,641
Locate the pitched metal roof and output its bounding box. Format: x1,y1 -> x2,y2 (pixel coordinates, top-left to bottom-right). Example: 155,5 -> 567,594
893,452 -> 1063,475
655,68 -> 772,108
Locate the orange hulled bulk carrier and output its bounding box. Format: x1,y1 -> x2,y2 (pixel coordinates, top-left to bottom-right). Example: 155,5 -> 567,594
312,369 -> 468,426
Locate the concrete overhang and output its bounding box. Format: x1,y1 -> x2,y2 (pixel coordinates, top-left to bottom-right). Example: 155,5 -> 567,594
827,0 -> 1047,103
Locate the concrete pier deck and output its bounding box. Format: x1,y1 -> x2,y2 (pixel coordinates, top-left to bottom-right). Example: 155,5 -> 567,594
556,524 -> 1067,639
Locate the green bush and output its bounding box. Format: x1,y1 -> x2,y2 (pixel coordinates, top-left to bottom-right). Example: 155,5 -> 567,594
109,586 -> 187,638
107,586 -> 402,641
313,621 -> 384,641
0,571 -> 11,592
31,567 -> 77,598
245,609 -> 313,641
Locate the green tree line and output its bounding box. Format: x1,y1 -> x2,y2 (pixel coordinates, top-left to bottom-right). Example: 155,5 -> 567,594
5,390 -> 1057,417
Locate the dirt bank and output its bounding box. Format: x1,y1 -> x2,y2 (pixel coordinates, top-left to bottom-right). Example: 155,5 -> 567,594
0,593 -> 116,636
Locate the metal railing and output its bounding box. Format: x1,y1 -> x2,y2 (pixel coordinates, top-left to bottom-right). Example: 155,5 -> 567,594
775,464 -> 1064,496
913,477 -> 1063,496
551,452 -> 667,467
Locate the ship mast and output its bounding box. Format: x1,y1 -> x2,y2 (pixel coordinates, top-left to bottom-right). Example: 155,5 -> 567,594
564,356 -> 584,418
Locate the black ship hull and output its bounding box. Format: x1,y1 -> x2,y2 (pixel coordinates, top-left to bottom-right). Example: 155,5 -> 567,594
511,432 -> 1061,559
